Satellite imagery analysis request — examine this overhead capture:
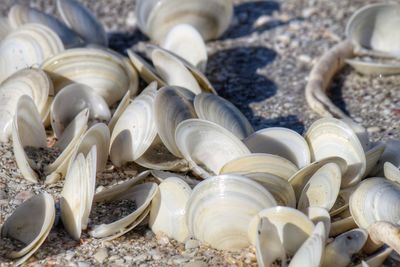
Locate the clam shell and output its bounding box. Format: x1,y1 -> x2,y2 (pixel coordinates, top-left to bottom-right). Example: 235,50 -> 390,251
90,183 -> 158,238
364,142 -> 386,177
244,127 -> 310,168
289,156 -> 347,201
255,217 -> 286,267
1,193 -> 55,265
346,58 -> 400,76
322,228 -> 368,267
221,153 -> 299,181
149,177 -> 192,242
154,86 -> 197,157
0,23 -> 64,82
0,17 -> 11,39
306,207 -> 331,238
329,216 -> 357,237
305,118 -> 366,188
135,0 -> 233,42
12,95 -> 47,183
107,90 -> 131,132
194,93 -> 253,140
152,48 -> 202,94
8,4 -> 83,48
50,83 -> 110,138
175,119 -> 250,178
0,68 -> 52,142
297,162 -> 341,211
41,48 -> 138,106
355,247 -> 393,267
248,206 -> 315,255
288,222 -> 326,267
161,24 -> 207,72
110,83 -> 157,166
350,177 -> 400,229
384,162 -> 400,184
56,0 -> 108,46
186,174 -> 277,250
346,3 -> 400,57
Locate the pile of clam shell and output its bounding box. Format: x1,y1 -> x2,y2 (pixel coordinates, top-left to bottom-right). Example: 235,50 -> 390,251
1,1 -> 400,266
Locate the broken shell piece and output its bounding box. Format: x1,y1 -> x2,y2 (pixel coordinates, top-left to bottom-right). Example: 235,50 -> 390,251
248,206 -> 315,255
149,177 -> 192,242
110,82 -> 157,166
1,193 -> 55,266
305,118 -> 366,188
51,83 -> 111,138
41,48 -> 138,106
154,86 -> 197,157
90,182 -> 158,238
135,0 -> 233,43
384,162 -> 400,184
297,162 -> 341,211
186,174 -> 277,250
0,23 -> 64,82
162,24 -> 208,72
255,217 -> 286,267
56,0 -> 108,46
244,127 -> 310,168
288,222 -> 326,267
152,48 -> 202,94
221,153 -> 299,181
194,93 -> 254,140
60,147 -> 96,240
12,95 -> 47,183
175,119 -> 250,178
0,68 -> 52,142
8,4 -> 83,48
322,228 -> 368,267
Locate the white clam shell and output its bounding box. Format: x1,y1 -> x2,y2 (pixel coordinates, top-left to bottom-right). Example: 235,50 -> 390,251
152,48 -> 202,94
56,0 -> 108,46
135,0 -> 233,43
1,193 -> 55,265
248,206 -> 315,255
51,83 -> 110,138
346,58 -> 400,76
349,177 -> 400,229
364,142 -> 386,177
149,177 -> 192,242
12,95 -> 47,183
288,222 -> 326,267
0,68 -> 52,142
175,119 -> 250,178
186,174 -> 277,250
0,17 -> 11,39
90,182 -> 158,238
107,90 -> 131,132
305,118 -> 366,188
240,172 -> 296,208
384,162 -> 400,184
244,127 -> 310,168
356,247 -> 393,267
255,217 -> 286,267
322,228 -> 368,267
298,162 -> 341,211
306,207 -> 331,238
0,23 -> 64,82
161,24 -> 207,72
8,4 -> 83,48
60,148 -> 97,240
221,153 -> 299,181
110,83 -> 157,166
154,86 -> 197,157
41,48 -> 138,106
289,156 -> 347,201
194,93 -> 254,140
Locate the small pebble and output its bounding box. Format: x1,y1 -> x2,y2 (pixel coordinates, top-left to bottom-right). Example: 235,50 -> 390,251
93,248 -> 108,263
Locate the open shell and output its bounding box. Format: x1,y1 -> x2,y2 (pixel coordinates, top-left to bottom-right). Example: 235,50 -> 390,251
305,118 -> 366,188
41,48 -> 138,106
135,0 -> 233,43
186,174 -> 277,250
50,83 -> 110,138
56,0 -> 108,46
248,206 -> 315,255
194,93 -> 254,140
244,127 -> 310,168
0,23 -> 64,82
1,193 -> 55,266
175,119 -> 250,178
149,177 -> 192,242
